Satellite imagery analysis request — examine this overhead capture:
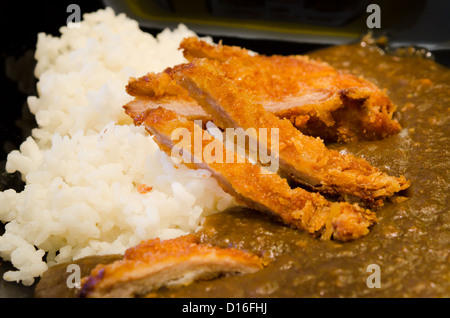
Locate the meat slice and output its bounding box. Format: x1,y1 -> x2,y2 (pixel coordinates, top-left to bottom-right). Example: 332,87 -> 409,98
124,96 -> 210,122
125,38 -> 401,143
179,37 -> 402,142
125,106 -> 376,241
124,71 -> 212,125
167,59 -> 410,204
79,235 -> 263,298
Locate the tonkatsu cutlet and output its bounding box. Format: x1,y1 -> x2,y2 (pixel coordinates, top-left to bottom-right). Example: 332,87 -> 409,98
124,106 -> 377,241
167,59 -> 409,204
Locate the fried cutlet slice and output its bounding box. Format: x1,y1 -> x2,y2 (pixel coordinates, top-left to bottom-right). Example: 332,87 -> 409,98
124,95 -> 210,122
179,37 -> 401,142
125,71 -> 209,122
167,59 -> 409,204
124,106 -> 376,241
125,38 -> 401,143
79,235 -> 263,298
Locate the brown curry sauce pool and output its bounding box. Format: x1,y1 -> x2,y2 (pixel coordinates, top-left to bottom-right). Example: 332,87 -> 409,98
35,41 -> 450,298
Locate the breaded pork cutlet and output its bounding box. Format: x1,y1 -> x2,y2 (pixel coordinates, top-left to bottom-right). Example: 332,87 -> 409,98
166,59 -> 409,205
124,106 -> 377,241
126,37 -> 401,143
79,235 -> 263,298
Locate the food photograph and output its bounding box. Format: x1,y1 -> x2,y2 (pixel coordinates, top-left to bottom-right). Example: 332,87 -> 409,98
0,0 -> 449,302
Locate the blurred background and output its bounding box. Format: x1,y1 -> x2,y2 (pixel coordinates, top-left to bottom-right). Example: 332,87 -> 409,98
104,0 -> 449,50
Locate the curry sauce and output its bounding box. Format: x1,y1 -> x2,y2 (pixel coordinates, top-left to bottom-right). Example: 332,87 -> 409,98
35,41 -> 450,298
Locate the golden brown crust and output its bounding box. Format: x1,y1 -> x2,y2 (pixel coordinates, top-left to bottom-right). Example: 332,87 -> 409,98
79,235 -> 263,298
179,37 -> 402,142
125,107 -> 377,241
125,38 -> 401,143
126,71 -> 188,99
168,59 -> 409,204
124,96 -> 211,123
180,37 -> 253,62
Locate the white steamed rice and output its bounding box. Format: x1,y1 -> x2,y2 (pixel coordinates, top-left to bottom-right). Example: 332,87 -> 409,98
0,7 -> 235,286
